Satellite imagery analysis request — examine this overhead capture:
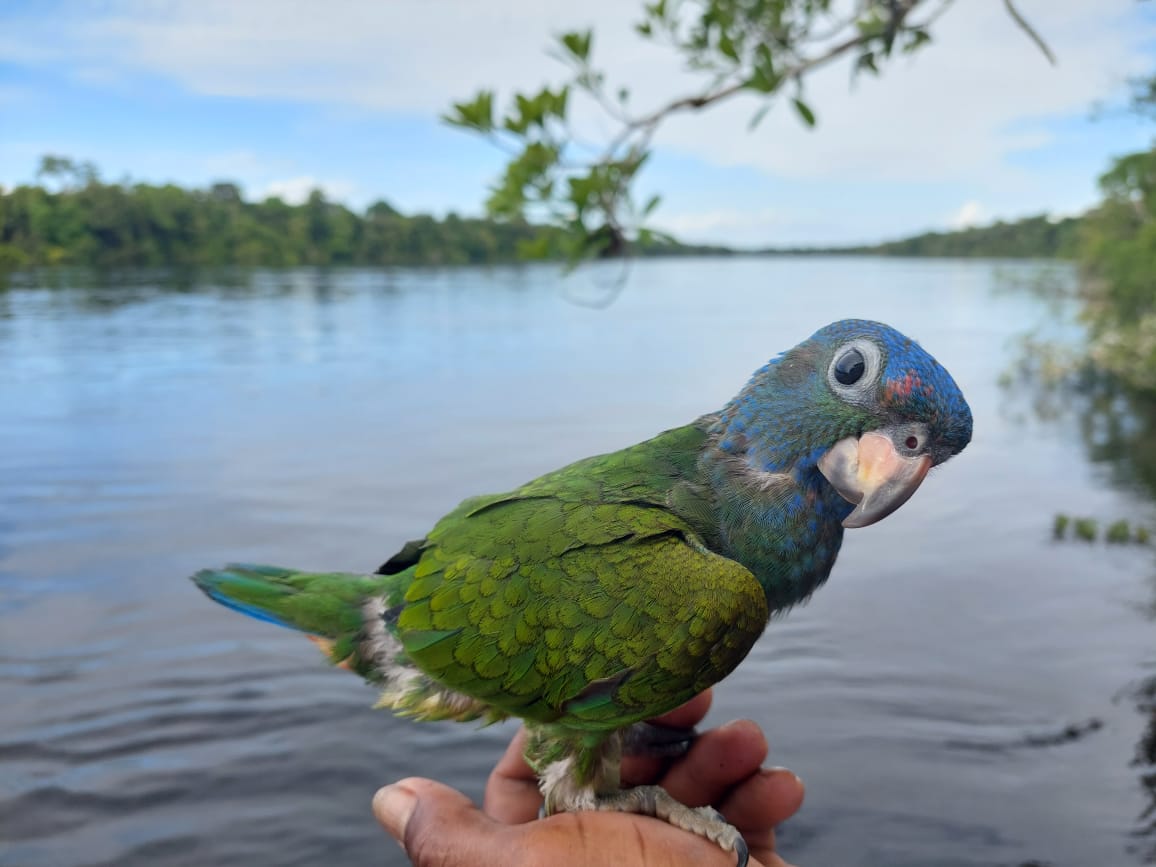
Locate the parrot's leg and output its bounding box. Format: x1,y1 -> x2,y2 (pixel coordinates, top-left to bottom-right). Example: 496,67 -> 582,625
528,725 -> 748,867
591,785 -> 748,867
621,721 -> 698,758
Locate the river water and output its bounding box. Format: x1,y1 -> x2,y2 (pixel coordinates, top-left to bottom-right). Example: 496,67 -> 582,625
1,257 -> 1153,866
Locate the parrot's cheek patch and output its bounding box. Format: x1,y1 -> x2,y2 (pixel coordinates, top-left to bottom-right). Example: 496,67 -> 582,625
818,433 -> 932,529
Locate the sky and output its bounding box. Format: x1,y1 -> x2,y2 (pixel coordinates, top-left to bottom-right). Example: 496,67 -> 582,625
2,0 -> 1155,247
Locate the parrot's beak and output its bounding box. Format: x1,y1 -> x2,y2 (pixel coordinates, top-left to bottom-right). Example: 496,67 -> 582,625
818,431 -> 932,529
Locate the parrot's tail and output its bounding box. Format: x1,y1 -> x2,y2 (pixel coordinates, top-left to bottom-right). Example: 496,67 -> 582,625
190,563 -> 406,680
191,563 -> 500,723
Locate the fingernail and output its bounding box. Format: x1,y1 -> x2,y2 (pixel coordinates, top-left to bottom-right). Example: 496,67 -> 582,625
765,766 -> 805,787
719,718 -> 754,731
373,783 -> 417,849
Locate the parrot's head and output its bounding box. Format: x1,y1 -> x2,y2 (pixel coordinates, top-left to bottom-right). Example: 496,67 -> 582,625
720,319 -> 972,528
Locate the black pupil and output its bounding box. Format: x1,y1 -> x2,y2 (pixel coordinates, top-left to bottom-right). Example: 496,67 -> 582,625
834,349 -> 866,385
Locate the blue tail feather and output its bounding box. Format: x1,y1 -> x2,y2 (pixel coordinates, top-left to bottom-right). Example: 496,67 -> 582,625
191,566 -> 311,634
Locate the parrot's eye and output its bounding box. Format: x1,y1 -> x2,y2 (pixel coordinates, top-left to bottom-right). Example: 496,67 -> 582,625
827,339 -> 882,405
833,349 -> 866,385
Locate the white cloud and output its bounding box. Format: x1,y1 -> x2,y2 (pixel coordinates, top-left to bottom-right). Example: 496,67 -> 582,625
199,150 -> 282,181
14,0 -> 1145,182
949,200 -> 985,229
260,175 -> 357,205
656,0 -> 1150,182
658,207 -> 785,235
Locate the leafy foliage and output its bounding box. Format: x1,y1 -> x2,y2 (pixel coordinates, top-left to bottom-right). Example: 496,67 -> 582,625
445,0 -> 1053,263
995,64 -> 1156,403
1078,146 -> 1156,392
0,156 -> 723,270
1072,61 -> 1156,394
861,214 -> 1082,259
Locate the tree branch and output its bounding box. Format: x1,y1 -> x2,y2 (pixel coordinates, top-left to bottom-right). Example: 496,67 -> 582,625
1002,0 -> 1056,66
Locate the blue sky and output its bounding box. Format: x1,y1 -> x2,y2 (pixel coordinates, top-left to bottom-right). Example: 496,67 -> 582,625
2,0 -> 1154,246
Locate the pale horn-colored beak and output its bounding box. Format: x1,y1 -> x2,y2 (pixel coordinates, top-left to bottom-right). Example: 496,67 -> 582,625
818,431 -> 932,528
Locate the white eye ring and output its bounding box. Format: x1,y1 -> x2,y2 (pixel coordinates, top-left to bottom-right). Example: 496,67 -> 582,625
827,339 -> 882,405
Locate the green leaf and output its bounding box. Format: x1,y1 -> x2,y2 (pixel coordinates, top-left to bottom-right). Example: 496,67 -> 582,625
559,30 -> 592,62
718,33 -> 739,62
755,43 -> 775,74
566,174 -> 597,217
748,103 -> 771,131
514,92 -> 549,129
441,91 -> 495,132
856,13 -> 886,40
855,51 -> 879,76
502,115 -> 530,134
745,66 -> 781,94
619,148 -> 651,177
642,194 -> 662,216
791,97 -> 816,128
551,87 -> 570,118
484,141 -> 561,219
903,29 -> 932,54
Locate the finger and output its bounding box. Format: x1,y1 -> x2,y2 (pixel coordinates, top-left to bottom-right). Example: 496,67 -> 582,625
719,766 -> 805,831
621,690 -> 715,786
717,767 -> 806,866
374,777 -> 515,867
483,727 -> 543,823
523,810 -> 777,867
649,688 -> 713,728
659,718 -> 768,807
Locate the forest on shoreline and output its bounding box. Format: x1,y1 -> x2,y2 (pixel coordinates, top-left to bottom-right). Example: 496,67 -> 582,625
0,157 -> 1081,271
0,158 -> 732,270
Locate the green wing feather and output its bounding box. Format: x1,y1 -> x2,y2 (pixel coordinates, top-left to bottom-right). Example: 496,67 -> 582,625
397,423 -> 768,730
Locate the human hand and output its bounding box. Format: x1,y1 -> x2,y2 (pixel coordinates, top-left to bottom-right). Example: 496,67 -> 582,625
373,689 -> 805,866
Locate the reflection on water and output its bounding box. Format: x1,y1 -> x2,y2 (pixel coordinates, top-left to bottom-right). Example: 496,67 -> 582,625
1088,382 -> 1156,863
2,260 -> 1155,866
1131,670 -> 1156,863
1000,276 -> 1156,862
1090,382 -> 1156,862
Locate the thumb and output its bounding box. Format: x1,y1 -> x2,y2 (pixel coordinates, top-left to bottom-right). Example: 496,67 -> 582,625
373,777 -> 512,867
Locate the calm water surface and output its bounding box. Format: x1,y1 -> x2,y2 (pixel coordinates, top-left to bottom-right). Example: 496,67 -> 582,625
1,258 -> 1153,866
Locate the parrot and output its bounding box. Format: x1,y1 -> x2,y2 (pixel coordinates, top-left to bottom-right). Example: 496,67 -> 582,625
191,318 -> 972,866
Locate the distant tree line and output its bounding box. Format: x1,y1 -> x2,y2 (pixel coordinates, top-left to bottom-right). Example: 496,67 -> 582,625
0,156 -> 726,270
0,156 -> 1104,272
851,214 -> 1083,259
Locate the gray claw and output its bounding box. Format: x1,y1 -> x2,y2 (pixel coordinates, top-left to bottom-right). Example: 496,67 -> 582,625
708,809 -> 747,867
733,834 -> 749,867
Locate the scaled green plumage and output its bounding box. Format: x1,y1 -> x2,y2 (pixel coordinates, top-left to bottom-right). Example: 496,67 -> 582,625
397,420 -> 767,728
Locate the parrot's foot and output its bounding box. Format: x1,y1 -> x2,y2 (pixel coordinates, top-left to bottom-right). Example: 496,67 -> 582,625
621,721 -> 698,758
594,785 -> 748,867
